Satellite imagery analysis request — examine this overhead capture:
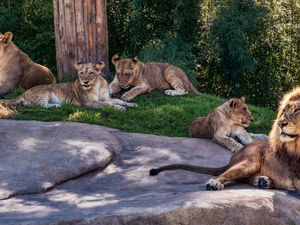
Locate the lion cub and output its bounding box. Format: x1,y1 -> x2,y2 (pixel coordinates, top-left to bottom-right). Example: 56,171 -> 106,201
189,97 -> 254,152
0,32 -> 55,95
109,55 -> 200,101
1,62 -> 136,111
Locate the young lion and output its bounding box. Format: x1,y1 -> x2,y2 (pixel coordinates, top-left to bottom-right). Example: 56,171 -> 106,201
0,62 -> 136,111
109,55 -> 200,101
189,97 -> 254,152
0,32 -> 55,95
150,87 -> 300,194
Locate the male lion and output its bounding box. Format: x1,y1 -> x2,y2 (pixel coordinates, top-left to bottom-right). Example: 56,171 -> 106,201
109,55 -> 200,101
0,32 -> 55,95
189,97 -> 254,152
0,62 -> 136,111
150,87 -> 300,194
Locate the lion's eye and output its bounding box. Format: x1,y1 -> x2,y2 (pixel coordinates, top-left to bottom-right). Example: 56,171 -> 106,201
294,108 -> 300,114
125,73 -> 130,76
89,73 -> 93,76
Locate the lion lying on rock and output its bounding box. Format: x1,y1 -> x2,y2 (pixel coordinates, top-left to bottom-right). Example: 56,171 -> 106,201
0,62 -> 136,111
0,32 -> 55,95
109,55 -> 200,101
150,87 -> 300,194
189,97 -> 254,152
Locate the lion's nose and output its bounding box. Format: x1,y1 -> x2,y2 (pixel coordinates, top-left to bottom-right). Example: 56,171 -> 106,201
84,81 -> 89,84
278,121 -> 288,128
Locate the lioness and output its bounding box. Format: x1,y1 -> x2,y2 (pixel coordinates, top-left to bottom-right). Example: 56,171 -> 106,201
0,32 -> 55,95
150,87 -> 300,194
189,97 -> 254,152
109,55 -> 200,101
0,62 -> 136,111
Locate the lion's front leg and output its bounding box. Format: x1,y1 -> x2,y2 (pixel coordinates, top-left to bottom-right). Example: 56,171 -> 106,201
107,98 -> 137,108
121,84 -> 150,101
212,132 -> 244,152
235,127 -> 253,145
84,100 -> 126,111
206,159 -> 261,191
108,75 -> 122,95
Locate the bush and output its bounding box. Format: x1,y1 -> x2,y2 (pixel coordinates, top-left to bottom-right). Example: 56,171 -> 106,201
0,0 -> 56,75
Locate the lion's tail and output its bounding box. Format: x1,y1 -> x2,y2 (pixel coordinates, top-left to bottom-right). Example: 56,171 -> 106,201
0,96 -> 23,105
149,164 -> 229,176
188,81 -> 201,94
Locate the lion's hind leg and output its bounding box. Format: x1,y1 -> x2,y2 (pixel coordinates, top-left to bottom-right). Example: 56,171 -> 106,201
206,158 -> 261,191
248,175 -> 273,189
164,70 -> 188,96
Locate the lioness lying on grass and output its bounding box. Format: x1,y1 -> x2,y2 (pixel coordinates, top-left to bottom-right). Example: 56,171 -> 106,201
189,97 -> 254,152
0,32 -> 55,95
0,62 -> 136,111
109,55 -> 200,101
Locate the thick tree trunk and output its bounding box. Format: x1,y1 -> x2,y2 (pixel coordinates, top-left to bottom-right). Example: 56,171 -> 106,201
53,0 -> 109,80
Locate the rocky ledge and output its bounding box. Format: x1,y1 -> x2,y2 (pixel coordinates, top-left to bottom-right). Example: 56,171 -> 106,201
0,120 -> 298,224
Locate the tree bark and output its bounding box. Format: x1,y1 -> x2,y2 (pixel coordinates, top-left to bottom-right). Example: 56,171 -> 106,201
53,0 -> 109,80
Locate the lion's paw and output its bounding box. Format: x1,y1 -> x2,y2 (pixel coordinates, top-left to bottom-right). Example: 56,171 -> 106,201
206,179 -> 224,191
121,93 -> 134,102
230,143 -> 244,153
127,102 -> 137,108
114,105 -> 126,111
253,176 -> 273,189
164,90 -> 176,96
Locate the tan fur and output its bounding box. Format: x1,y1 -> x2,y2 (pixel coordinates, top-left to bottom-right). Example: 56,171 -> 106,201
150,87 -> 300,194
0,62 -> 137,111
109,54 -> 200,101
189,97 -> 254,152
0,32 -> 55,95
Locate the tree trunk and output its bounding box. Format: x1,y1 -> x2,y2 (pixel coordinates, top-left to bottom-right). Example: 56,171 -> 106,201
53,0 -> 109,80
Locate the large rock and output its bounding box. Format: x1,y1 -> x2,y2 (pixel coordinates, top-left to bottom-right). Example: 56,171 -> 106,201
0,120 -> 122,200
0,120 -> 299,224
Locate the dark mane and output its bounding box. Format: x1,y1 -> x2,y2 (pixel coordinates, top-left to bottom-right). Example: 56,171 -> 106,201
276,145 -> 300,178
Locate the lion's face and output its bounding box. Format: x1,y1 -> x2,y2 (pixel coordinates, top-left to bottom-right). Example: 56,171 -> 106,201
112,55 -> 139,89
75,62 -> 105,90
231,97 -> 254,128
277,100 -> 300,142
269,87 -> 300,156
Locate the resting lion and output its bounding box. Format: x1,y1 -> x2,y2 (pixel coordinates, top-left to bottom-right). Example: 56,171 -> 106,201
0,32 -> 55,95
0,62 -> 136,111
109,55 -> 200,101
189,97 -> 254,152
150,87 -> 300,194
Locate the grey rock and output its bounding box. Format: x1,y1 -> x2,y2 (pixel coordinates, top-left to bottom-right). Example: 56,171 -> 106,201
0,120 -> 299,225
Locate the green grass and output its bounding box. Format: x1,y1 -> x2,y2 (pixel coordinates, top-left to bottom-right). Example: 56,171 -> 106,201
2,89 -> 276,137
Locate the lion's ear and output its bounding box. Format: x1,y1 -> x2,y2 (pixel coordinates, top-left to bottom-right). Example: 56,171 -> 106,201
1,32 -> 13,46
133,56 -> 139,63
95,61 -> 105,73
112,54 -> 120,65
230,98 -> 242,108
131,56 -> 139,67
75,61 -> 83,70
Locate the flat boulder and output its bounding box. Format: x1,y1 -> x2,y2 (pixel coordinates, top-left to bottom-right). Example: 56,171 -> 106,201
0,120 -> 299,225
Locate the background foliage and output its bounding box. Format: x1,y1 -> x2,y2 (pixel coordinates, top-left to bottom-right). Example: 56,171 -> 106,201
1,0 -> 299,109
0,0 -> 56,74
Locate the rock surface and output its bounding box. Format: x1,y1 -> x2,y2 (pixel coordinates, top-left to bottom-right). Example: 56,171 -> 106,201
0,120 -> 299,225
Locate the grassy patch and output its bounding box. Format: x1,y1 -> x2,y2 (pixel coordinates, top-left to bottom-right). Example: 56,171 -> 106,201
1,89 -> 277,137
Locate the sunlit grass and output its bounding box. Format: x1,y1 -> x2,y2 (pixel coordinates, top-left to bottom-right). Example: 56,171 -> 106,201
1,89 -> 277,137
